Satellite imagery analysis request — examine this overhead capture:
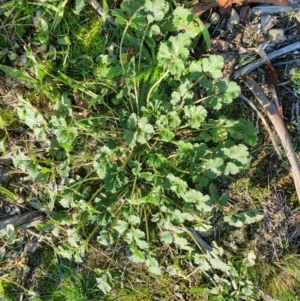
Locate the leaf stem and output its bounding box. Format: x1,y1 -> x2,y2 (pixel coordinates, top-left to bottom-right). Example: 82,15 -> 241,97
146,69 -> 169,103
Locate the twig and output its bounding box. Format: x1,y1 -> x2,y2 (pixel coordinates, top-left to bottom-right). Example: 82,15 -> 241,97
273,58 -> 300,66
242,76 -> 300,203
239,94 -> 282,159
291,99 -> 300,135
234,42 -> 300,79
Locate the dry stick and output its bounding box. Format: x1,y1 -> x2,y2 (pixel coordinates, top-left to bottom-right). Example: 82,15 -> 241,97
239,94 -> 282,159
242,76 -> 300,203
0,211 -> 44,230
234,42 -> 300,79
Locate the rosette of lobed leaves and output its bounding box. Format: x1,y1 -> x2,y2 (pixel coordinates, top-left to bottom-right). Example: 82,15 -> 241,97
90,0 -> 257,274
10,0 -> 259,283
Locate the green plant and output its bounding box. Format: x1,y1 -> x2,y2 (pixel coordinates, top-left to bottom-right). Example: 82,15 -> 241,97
291,68 -> 300,85
248,254 -> 300,301
51,272 -> 105,301
0,0 -> 261,299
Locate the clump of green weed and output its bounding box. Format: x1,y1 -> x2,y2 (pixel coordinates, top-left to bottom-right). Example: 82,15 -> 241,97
0,0 -> 262,299
0,106 -> 17,129
291,68 -> 300,85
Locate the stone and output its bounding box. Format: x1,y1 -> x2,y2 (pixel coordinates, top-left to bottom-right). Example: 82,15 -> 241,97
268,29 -> 287,44
209,12 -> 220,25
229,8 -> 240,25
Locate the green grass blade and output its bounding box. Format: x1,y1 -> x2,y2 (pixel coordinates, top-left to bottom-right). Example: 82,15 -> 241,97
0,185 -> 17,202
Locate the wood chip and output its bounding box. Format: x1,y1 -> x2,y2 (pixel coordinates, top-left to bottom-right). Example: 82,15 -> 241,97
0,211 -> 44,230
229,8 -> 240,25
212,38 -> 231,51
240,6 -> 252,23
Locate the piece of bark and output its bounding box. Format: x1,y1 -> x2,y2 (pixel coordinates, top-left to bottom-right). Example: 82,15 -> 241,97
265,62 -> 280,98
240,6 -> 252,24
261,14 -> 276,34
0,211 -> 44,230
229,8 -> 240,24
242,76 -> 300,203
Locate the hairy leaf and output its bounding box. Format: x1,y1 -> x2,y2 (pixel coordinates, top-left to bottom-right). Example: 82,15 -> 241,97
157,33 -> 191,75
173,7 -> 200,38
201,55 -> 224,79
209,258 -> 231,272
94,146 -> 115,179
167,174 -> 188,195
96,273 -> 112,294
184,105 -> 207,129
144,0 -> 167,23
224,209 -> 264,227
160,231 -> 173,244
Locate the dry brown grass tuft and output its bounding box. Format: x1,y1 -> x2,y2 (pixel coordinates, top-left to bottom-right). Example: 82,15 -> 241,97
255,190 -> 300,263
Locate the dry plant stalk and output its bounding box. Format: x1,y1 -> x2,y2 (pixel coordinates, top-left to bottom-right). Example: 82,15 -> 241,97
234,42 -> 300,79
242,76 -> 300,203
239,94 -> 282,159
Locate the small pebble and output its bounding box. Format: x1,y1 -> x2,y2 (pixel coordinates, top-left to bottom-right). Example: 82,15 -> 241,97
17,53 -> 28,66
209,12 -> 220,25
268,28 -> 287,44
229,8 -> 240,25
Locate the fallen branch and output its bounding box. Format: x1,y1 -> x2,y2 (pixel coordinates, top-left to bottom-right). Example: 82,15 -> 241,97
242,76 -> 300,203
234,42 -> 300,79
